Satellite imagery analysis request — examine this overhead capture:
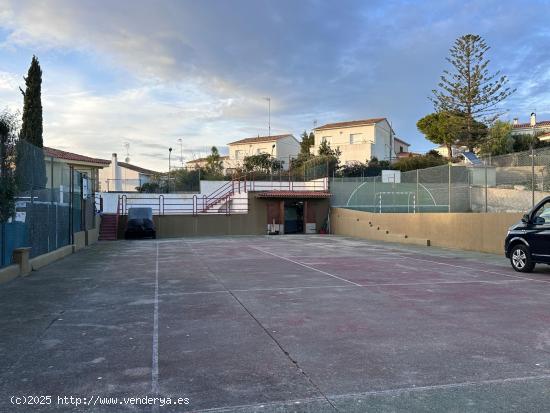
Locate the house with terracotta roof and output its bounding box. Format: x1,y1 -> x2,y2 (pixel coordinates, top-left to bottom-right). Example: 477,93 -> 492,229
98,153 -> 159,192
227,134 -> 300,170
512,113 -> 550,142
312,118 -> 407,165
43,146 -> 110,193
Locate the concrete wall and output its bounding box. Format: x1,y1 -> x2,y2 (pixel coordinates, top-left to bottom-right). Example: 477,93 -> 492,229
116,194 -> 330,238
331,207 -> 522,254
74,231 -> 87,251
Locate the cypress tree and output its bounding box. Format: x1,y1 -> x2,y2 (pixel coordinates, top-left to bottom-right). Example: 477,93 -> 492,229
17,55 -> 47,191
20,56 -> 43,147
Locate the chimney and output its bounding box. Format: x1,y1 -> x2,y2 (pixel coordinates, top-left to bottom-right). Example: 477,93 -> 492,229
513,118 -> 518,126
530,112 -> 537,127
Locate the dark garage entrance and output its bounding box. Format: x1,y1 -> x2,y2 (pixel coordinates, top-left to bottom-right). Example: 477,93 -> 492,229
284,200 -> 304,234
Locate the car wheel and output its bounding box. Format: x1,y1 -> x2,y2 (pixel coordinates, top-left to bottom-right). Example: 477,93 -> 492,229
510,244 -> 535,273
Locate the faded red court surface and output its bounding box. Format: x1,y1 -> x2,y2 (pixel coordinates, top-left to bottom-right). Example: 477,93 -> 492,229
1,235 -> 550,412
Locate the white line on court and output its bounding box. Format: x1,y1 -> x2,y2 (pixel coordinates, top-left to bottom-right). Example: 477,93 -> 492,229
316,238 -> 550,285
328,373 -> 550,400
181,373 -> 550,412
250,246 -> 362,287
151,242 -> 160,395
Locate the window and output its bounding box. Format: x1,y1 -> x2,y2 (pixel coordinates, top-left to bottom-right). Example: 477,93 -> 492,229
533,202 -> 550,224
350,134 -> 363,144
400,145 -> 404,153
235,150 -> 244,160
322,136 -> 332,145
256,148 -> 267,154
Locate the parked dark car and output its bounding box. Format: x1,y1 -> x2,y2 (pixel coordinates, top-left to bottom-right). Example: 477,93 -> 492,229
125,207 -> 156,239
505,196 -> 550,272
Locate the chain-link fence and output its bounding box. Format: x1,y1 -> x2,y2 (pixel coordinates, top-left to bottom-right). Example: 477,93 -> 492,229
0,140 -> 96,267
331,146 -> 550,214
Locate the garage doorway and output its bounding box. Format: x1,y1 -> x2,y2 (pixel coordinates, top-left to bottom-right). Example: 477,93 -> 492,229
284,200 -> 304,234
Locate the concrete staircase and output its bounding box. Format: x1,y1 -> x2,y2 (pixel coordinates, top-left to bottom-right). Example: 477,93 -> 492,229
99,214 -> 118,241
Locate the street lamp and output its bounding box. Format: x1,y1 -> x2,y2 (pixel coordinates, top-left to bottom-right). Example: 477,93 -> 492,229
168,147 -> 173,193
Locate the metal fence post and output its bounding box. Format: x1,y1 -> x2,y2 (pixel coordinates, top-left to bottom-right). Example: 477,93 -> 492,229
448,163 -> 451,213
468,167 -> 472,212
416,169 -> 419,213
532,145 -> 535,209
484,161 -> 488,213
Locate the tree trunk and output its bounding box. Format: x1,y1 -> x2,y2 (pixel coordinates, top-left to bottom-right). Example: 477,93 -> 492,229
446,143 -> 453,160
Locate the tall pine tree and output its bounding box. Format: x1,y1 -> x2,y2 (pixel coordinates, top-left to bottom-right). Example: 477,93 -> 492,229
17,55 -> 47,191
431,34 -> 515,150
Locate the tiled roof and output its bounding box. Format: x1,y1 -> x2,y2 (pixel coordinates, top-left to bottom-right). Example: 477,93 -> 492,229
513,121 -> 550,129
117,161 -> 158,175
315,118 -> 386,131
228,134 -> 293,145
255,191 -> 331,199
43,147 -> 110,166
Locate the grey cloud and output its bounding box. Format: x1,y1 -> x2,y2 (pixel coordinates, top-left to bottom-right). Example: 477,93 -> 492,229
3,0 -> 550,156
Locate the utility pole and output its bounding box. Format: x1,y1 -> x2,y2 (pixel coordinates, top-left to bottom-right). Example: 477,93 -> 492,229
178,138 -> 183,167
389,121 -> 393,163
264,97 -> 271,137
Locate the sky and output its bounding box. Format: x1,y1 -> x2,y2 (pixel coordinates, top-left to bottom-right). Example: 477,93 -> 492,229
0,0 -> 549,171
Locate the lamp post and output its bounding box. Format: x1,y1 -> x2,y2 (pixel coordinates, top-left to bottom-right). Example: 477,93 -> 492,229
271,143 -> 276,181
168,147 -> 173,193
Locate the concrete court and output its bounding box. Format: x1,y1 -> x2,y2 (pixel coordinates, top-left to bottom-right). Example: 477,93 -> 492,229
1,235 -> 550,413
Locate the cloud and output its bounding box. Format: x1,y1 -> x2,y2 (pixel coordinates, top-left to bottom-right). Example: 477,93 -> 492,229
0,0 -> 549,167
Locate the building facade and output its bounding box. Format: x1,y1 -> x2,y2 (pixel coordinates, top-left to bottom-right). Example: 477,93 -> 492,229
227,134 -> 300,170
43,147 -> 110,194
98,153 -> 159,192
512,114 -> 550,142
312,118 -> 406,164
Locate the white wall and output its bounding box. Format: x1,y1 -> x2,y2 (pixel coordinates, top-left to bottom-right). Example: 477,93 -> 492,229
100,178 -> 328,214
275,136 -> 300,169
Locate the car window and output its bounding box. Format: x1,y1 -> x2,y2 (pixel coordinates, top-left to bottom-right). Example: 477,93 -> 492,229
533,202 -> 550,224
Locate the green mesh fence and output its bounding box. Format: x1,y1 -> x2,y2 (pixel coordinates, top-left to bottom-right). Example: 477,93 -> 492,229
1,140 -> 95,267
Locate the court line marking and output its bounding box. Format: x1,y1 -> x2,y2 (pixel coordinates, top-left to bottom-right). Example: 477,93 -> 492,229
159,285 -> 351,296
314,238 -> 550,285
159,279 -> 527,297
151,242 -> 160,395
359,279 -> 527,287
250,247 -> 362,287
328,373 -> 550,400
186,373 -> 550,412
185,241 -> 339,412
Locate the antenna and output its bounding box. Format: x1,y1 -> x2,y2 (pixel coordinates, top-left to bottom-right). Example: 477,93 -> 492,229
123,142 -> 130,163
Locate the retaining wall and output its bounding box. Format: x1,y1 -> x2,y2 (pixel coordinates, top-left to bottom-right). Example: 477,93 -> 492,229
330,207 -> 521,254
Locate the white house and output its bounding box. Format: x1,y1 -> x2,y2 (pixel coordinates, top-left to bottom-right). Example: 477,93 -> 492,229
98,153 -> 159,192
512,113 -> 550,142
227,134 -> 300,170
43,147 -> 110,194
312,118 -> 407,164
